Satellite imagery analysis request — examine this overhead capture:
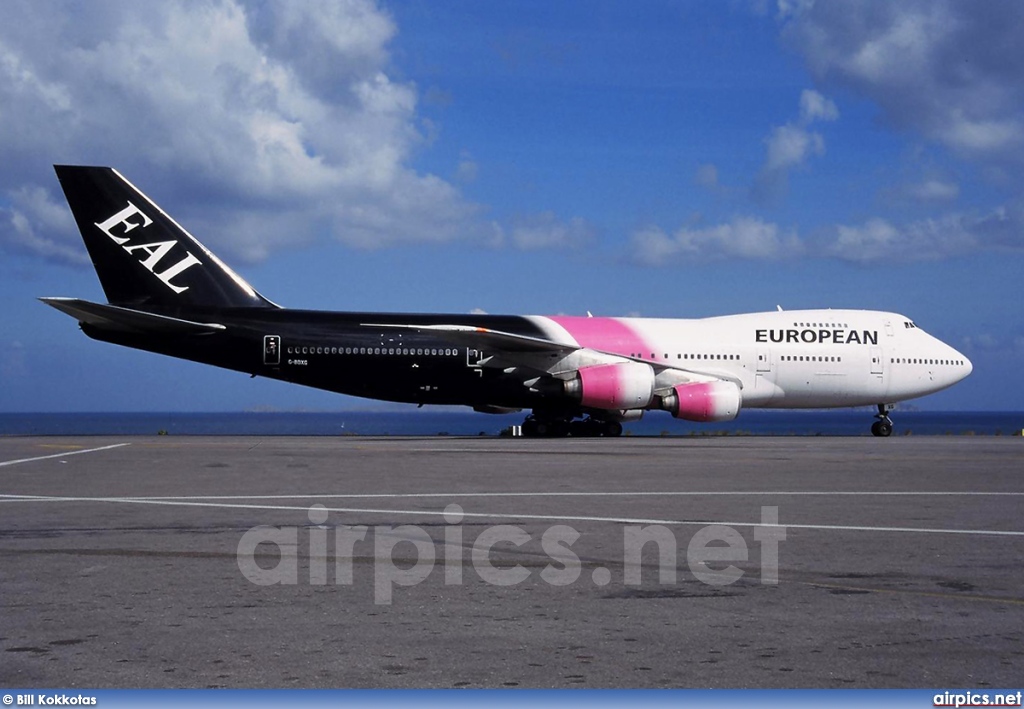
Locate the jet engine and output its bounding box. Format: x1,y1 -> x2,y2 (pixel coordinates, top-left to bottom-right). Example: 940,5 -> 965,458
564,362 -> 655,410
660,380 -> 741,422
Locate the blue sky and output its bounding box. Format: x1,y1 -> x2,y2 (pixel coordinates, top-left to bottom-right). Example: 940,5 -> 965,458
1,0 -> 1021,411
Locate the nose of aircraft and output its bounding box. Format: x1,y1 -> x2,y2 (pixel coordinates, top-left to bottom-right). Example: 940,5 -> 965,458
946,342 -> 973,382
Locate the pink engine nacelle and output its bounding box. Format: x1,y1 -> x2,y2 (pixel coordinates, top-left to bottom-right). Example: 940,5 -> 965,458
564,362 -> 655,411
660,380 -> 742,422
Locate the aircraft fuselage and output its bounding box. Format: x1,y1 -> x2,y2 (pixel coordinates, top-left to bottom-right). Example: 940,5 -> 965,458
82,306 -> 971,412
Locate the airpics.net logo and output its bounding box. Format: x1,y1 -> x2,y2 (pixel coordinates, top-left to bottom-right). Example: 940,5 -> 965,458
235,504 -> 787,604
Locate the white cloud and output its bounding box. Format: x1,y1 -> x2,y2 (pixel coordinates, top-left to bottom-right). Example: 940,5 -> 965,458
631,217 -> 802,265
779,3 -> 1024,263
456,151 -> 479,183
799,89 -> 839,123
906,179 -> 960,202
830,218 -> 904,262
755,89 -> 838,201
959,332 -> 1024,355
939,114 -> 1023,155
781,1 -> 1024,163
0,44 -> 71,113
828,207 -> 1024,263
0,0 -> 482,264
504,212 -> 595,251
629,206 -> 1024,266
1,185 -> 85,264
694,163 -> 720,190
763,124 -> 825,173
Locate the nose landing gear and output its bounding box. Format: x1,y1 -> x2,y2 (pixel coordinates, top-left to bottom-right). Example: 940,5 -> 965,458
871,403 -> 894,437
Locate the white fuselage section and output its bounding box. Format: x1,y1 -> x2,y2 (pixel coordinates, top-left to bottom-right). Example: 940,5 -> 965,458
532,309 -> 972,410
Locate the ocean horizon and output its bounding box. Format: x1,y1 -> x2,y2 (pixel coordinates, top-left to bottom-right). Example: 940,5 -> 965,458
1,410 -> 1021,437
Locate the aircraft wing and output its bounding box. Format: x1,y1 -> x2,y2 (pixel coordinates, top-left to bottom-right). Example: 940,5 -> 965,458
40,297 -> 226,335
362,323 -> 579,355
362,321 -> 740,388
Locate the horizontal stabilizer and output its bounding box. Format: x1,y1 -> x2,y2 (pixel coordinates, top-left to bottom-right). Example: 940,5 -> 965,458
40,297 -> 225,335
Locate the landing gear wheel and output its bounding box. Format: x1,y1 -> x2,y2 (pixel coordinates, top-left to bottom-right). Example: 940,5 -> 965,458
569,420 -> 590,437
549,420 -> 570,438
521,415 -> 570,437
603,421 -> 623,437
522,418 -> 539,437
871,404 -> 894,437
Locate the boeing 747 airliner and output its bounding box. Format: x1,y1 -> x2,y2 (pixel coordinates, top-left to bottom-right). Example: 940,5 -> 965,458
42,166 -> 972,437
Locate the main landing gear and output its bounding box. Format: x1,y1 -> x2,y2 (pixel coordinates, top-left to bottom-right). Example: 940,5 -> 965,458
521,415 -> 623,438
871,403 -> 894,437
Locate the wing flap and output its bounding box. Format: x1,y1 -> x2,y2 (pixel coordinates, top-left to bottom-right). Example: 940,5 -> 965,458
40,297 -> 225,335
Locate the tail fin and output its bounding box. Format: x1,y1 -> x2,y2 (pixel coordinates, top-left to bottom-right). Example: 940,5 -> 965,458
54,165 -> 276,311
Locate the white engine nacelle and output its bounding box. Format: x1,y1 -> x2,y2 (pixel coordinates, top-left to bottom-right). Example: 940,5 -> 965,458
564,362 -> 655,411
660,380 -> 742,422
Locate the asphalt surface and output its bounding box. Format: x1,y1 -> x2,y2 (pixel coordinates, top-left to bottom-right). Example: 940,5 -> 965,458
0,435 -> 1022,688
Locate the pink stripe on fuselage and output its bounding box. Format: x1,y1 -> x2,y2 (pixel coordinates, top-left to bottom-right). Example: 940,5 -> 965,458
547,316 -> 653,358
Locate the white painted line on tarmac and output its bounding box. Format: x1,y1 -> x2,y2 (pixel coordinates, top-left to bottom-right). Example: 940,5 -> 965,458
119,490 -> 1024,500
0,443 -> 130,468
1,493 -> 1023,537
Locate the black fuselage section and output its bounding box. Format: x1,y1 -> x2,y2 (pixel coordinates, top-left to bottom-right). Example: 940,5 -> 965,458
83,308 -> 550,409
